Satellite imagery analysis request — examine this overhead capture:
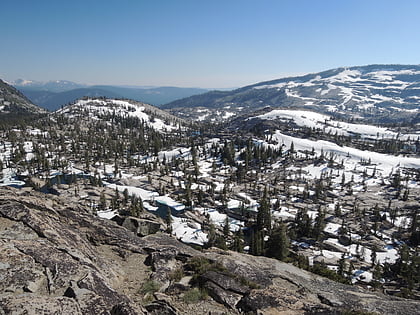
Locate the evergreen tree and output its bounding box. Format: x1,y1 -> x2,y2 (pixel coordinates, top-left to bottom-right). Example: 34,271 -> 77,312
231,229 -> 244,253
250,229 -> 264,256
223,216 -> 230,238
205,223 -> 216,249
166,207 -> 173,234
338,252 -> 346,277
99,191 -> 107,210
266,222 -> 289,261
257,187 -> 271,233
294,208 -> 312,238
312,206 -> 326,241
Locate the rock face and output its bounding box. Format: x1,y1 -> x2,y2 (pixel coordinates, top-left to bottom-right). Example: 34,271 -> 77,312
0,187 -> 419,315
112,215 -> 162,237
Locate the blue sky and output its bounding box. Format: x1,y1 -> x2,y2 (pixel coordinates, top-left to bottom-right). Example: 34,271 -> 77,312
1,0 -> 419,88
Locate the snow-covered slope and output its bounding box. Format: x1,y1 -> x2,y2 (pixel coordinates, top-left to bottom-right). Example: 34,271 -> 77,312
57,98 -> 184,132
253,66 -> 420,116
163,65 -> 420,124
252,109 -> 420,140
263,131 -> 420,177
0,79 -> 46,114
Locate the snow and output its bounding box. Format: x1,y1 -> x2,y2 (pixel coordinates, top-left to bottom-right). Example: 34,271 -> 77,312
368,69 -> 420,85
104,182 -> 159,201
155,195 -> 185,211
268,131 -> 420,176
250,68 -> 420,113
171,216 -> 208,246
158,147 -> 190,161
324,223 -> 342,235
143,201 -> 158,212
0,141 -> 26,188
273,206 -> 296,219
253,109 -> 406,140
352,270 -> 373,283
198,114 -> 209,121
223,112 -> 235,119
328,69 -> 362,83
227,199 -> 241,209
323,238 -> 399,266
196,207 -> 244,232
27,128 -> 49,136
236,192 -> 258,206
58,99 -> 178,132
313,249 -> 342,260
97,209 -> 118,219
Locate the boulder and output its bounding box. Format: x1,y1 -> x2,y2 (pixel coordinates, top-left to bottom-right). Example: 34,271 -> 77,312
120,216 -> 161,237
199,271 -> 250,295
145,300 -> 180,315
203,281 -> 243,310
0,295 -> 82,315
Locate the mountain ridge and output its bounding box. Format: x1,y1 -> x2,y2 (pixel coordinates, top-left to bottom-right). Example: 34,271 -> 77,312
13,80 -> 208,111
162,64 -> 420,124
0,79 -> 46,116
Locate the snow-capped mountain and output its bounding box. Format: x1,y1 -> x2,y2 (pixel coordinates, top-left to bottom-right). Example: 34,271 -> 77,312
13,79 -> 87,92
57,98 -> 185,132
163,65 -> 420,124
0,79 -> 46,115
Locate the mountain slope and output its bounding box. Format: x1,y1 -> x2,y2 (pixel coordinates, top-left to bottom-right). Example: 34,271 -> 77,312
162,64 -> 420,124
1,187 -> 419,314
57,98 -> 185,132
0,79 -> 46,115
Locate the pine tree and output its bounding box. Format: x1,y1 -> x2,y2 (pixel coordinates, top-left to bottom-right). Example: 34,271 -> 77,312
266,222 -> 289,261
257,187 -> 271,233
371,246 -> 378,267
166,207 -> 173,234
231,229 -> 244,253
99,191 -> 107,210
334,203 -> 342,217
206,223 -> 216,249
338,253 -> 346,277
312,206 -> 326,241
223,216 -> 230,238
250,229 -> 264,256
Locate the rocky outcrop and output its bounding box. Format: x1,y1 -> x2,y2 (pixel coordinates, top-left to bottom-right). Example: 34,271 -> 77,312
0,187 -> 419,315
0,188 -> 147,314
112,215 -> 162,237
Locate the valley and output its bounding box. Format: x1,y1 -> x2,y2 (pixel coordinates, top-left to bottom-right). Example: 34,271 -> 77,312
0,65 -> 419,314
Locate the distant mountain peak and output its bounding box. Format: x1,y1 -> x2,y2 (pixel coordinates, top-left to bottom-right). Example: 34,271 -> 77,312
12,79 -> 87,93
13,79 -> 35,86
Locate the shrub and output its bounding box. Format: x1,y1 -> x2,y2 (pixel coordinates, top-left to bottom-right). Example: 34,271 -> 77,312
186,256 -> 226,275
169,267 -> 185,282
182,287 -> 208,303
140,280 -> 160,295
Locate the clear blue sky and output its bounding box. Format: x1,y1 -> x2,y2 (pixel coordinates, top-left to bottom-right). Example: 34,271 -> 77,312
1,0 -> 419,88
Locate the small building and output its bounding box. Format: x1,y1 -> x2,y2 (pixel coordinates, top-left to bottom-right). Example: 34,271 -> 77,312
154,195 -> 185,219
